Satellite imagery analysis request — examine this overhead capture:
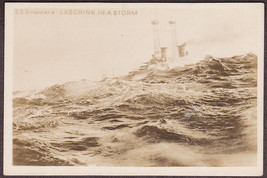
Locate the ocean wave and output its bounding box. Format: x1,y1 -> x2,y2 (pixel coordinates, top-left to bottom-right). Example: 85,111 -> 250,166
13,53 -> 258,166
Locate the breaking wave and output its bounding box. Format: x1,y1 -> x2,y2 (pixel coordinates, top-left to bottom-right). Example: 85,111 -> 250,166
13,53 -> 257,166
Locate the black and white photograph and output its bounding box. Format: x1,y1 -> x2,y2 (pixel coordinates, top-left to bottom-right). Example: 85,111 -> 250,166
4,3 -> 264,176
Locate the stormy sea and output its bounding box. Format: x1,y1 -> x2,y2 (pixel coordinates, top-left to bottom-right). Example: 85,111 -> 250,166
13,53 -> 257,166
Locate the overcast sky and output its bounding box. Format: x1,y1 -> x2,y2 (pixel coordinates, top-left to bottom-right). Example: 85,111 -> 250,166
11,3 -> 263,91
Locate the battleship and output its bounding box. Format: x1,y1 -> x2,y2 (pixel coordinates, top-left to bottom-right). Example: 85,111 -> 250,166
128,20 -> 189,77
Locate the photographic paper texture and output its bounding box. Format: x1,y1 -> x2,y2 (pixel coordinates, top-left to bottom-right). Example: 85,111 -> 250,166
4,3 -> 264,176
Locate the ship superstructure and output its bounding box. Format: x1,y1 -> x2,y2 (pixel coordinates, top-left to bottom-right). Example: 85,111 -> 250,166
150,20 -> 188,63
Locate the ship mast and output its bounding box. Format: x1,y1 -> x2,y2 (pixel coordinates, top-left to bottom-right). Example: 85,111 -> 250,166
169,21 -> 178,62
151,20 -> 161,60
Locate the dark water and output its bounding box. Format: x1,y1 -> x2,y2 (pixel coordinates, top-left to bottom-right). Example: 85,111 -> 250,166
13,53 -> 257,166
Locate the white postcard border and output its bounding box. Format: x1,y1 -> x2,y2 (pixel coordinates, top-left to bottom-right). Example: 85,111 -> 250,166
4,3 -> 264,176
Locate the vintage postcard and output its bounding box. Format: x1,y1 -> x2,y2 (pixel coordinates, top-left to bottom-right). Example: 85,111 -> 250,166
4,3 -> 264,176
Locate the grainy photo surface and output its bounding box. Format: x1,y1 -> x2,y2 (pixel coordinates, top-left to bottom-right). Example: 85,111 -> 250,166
4,2 -> 264,176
